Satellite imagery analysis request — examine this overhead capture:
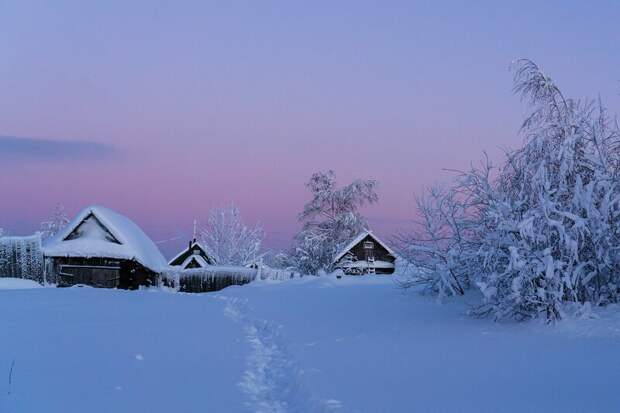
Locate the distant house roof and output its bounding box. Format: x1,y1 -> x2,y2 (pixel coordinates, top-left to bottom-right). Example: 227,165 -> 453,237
169,240 -> 215,268
332,230 -> 395,264
43,205 -> 167,272
181,255 -> 209,269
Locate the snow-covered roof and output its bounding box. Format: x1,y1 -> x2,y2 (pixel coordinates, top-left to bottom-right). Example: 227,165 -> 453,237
181,254 -> 209,269
332,230 -> 395,264
43,205 -> 167,272
168,240 -> 211,266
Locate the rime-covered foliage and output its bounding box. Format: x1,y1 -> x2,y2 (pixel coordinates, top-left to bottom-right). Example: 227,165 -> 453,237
199,204 -> 264,266
290,170 -> 378,275
397,60 -> 620,321
40,203 -> 70,241
394,184 -> 471,297
0,234 -> 44,283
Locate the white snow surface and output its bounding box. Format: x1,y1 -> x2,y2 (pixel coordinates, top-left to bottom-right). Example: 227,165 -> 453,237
2,276 -> 620,412
0,277 -> 42,289
43,205 -> 167,272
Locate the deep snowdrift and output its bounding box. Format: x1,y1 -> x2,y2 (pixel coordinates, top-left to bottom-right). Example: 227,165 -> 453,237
1,276 -> 619,412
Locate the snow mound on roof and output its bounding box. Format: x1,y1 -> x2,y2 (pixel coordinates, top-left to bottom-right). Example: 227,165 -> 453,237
43,205 -> 167,272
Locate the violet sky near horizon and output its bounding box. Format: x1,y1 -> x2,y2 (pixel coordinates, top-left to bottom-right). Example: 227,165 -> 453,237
1,1 -> 619,257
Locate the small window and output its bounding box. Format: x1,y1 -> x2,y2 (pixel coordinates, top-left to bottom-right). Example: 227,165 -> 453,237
363,241 -> 374,250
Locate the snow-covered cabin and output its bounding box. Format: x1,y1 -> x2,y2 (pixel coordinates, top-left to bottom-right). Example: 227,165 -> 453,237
332,230 -> 396,275
43,205 -> 167,288
168,239 -> 214,269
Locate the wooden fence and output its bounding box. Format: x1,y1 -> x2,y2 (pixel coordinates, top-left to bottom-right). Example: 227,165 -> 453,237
161,266 -> 258,293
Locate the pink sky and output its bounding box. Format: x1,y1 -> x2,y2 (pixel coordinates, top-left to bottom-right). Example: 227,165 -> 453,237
1,1 -> 619,257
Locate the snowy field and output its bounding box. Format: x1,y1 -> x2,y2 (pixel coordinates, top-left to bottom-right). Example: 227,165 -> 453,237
1,276 -> 620,413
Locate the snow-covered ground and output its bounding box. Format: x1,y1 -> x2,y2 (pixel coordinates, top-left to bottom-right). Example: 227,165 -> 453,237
0,278 -> 43,290
1,276 -> 620,412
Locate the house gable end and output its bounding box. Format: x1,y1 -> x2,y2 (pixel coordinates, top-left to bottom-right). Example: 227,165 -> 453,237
169,241 -> 214,266
64,213 -> 121,244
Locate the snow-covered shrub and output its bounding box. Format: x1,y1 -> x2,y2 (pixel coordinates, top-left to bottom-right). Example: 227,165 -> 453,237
400,60 -> 620,322
394,184 -> 472,297
200,204 -> 264,266
289,170 -> 378,275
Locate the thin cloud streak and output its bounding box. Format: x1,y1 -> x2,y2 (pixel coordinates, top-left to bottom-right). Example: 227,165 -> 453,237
0,136 -> 117,162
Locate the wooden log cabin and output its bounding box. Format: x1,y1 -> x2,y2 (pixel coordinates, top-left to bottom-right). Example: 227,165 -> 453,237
43,205 -> 166,289
332,230 -> 396,275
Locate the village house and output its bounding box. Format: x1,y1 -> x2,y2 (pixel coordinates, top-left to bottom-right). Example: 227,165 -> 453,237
333,230 -> 396,275
43,205 -> 167,289
168,238 -> 215,269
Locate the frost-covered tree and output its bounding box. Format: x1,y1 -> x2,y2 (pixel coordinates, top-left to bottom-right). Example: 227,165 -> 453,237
200,204 -> 264,266
40,203 -> 70,241
398,60 -> 620,322
472,60 -> 620,321
394,183 -> 471,297
290,170 -> 378,275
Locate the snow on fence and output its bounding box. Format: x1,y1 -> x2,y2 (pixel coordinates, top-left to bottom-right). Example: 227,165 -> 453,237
162,266 -> 258,293
0,234 -> 44,283
161,265 -> 301,293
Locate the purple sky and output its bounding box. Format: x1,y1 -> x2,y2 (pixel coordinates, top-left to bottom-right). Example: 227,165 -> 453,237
1,1 -> 619,257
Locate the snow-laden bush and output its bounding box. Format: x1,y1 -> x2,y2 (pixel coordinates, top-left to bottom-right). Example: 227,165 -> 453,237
394,184 -> 472,297
397,60 -> 620,322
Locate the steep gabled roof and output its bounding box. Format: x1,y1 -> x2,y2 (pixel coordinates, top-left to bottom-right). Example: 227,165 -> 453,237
332,230 -> 395,264
168,240 -> 214,266
43,205 -> 167,272
181,254 -> 209,269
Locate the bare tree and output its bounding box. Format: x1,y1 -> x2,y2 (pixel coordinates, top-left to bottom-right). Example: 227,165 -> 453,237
40,203 -> 70,241
200,204 -> 264,266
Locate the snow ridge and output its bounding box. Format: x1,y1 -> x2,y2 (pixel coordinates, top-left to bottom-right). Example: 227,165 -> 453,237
222,296 -> 339,413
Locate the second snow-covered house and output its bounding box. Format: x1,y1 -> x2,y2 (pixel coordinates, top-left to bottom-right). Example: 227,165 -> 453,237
168,238 -> 215,269
333,230 -> 396,275
43,205 -> 167,289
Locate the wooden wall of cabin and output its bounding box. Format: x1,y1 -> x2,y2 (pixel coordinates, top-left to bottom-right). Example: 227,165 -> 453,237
347,235 -> 395,263
48,257 -> 156,289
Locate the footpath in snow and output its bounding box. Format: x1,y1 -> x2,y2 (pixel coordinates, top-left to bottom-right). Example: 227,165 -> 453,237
2,276 -> 620,412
